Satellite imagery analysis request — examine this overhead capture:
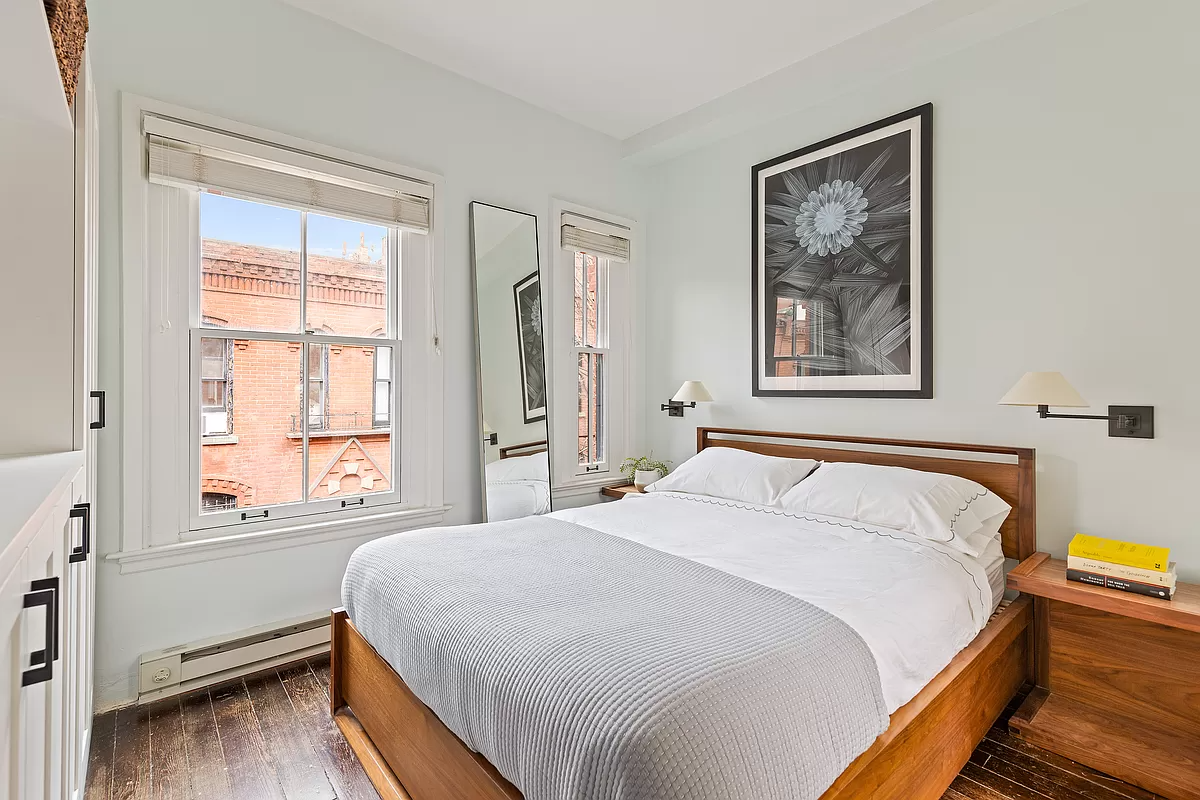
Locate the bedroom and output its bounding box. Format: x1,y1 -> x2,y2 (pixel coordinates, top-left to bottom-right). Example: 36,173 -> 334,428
0,0 -> 1196,798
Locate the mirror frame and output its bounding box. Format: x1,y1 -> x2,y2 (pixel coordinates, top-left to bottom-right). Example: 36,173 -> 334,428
469,201 -> 551,522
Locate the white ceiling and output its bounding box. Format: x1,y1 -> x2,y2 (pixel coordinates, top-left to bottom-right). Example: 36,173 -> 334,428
279,0 -> 941,140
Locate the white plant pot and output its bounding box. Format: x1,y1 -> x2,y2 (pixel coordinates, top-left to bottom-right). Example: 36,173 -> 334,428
634,469 -> 663,491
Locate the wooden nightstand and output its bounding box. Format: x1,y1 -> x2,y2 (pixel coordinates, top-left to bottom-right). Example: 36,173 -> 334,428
600,484 -> 643,500
1007,552 -> 1200,800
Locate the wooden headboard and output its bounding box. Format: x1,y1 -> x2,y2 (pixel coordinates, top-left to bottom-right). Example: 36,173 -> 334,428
499,440 -> 548,459
696,428 -> 1036,560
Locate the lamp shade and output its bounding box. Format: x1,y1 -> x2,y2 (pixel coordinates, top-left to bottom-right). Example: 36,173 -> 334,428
672,381 -> 713,403
998,372 -> 1088,408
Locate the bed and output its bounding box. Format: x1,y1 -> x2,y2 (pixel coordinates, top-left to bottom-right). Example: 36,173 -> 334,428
331,428 -> 1036,800
484,440 -> 550,521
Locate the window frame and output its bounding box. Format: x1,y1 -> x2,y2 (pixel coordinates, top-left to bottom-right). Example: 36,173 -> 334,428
117,94 -> 446,562
187,209 -> 404,534
572,252 -> 610,473
549,199 -> 639,490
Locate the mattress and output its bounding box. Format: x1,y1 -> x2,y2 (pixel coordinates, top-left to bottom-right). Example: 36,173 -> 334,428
551,491 -> 995,713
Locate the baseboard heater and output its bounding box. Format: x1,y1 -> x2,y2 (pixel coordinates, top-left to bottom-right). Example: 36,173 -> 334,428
138,611 -> 331,703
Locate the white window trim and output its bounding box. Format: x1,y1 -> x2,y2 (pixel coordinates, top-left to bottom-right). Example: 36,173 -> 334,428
548,199 -> 640,491
116,93 -> 446,561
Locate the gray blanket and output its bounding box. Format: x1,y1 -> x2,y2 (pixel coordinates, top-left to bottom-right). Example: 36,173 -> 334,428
342,516 -> 888,800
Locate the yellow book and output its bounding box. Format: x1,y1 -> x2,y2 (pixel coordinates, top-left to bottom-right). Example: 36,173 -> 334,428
1068,533 -> 1170,572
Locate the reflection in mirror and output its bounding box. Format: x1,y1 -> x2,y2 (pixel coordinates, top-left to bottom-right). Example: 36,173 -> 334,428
470,203 -> 551,521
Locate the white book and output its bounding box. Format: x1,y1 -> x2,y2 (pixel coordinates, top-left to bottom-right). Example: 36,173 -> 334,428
1066,556 -> 1177,587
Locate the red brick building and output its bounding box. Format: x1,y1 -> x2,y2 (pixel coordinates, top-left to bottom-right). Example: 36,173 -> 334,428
199,236 -> 393,513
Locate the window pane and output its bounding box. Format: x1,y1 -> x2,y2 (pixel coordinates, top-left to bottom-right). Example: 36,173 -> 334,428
577,352 -> 604,466
375,347 -> 391,379
573,252 -> 600,349
199,339 -> 303,513
306,213 -> 388,337
308,344 -> 393,501
200,193 -> 302,333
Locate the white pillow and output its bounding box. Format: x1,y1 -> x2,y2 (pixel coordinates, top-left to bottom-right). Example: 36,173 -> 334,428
485,451 -> 549,483
645,448 -> 818,507
778,461 -> 1011,556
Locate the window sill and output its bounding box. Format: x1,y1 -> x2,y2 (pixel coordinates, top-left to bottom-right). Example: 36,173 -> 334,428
107,504 -> 450,574
552,474 -> 622,499
201,434 -> 239,445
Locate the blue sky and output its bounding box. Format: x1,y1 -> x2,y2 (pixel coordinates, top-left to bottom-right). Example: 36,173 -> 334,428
200,192 -> 386,259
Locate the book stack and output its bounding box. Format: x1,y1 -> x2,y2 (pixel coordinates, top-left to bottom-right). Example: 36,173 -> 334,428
1067,533 -> 1176,600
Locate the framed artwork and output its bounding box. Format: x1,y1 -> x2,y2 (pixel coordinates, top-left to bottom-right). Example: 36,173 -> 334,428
512,270 -> 547,424
752,104 -> 933,398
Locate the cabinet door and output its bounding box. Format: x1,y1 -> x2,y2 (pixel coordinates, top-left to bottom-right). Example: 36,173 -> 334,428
61,479 -> 91,800
23,505 -> 66,800
0,549 -> 29,800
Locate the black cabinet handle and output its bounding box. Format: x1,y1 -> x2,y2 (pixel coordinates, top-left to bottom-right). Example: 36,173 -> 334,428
90,390 -> 105,430
22,577 -> 59,686
69,502 -> 90,564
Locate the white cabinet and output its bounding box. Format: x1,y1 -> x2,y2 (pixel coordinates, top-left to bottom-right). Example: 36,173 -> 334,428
0,456 -> 88,800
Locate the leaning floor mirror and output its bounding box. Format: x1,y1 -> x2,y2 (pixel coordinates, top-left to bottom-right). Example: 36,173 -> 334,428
470,202 -> 552,521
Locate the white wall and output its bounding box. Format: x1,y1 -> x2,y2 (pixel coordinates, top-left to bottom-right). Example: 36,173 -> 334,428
477,224 -> 547,462
645,0 -> 1200,578
89,0 -> 645,707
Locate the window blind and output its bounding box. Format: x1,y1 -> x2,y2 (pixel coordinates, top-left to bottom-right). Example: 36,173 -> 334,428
560,213 -> 631,263
145,117 -> 431,234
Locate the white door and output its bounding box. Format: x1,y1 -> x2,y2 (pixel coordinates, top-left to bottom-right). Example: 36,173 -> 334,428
0,549 -> 30,800
67,49 -> 99,800
23,506 -> 66,800
61,480 -> 90,800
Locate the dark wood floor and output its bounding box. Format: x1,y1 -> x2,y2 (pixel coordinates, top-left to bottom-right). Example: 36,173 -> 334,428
85,657 -> 1164,800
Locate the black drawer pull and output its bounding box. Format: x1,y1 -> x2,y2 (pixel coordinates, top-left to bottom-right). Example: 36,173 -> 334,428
90,390 -> 106,430
241,509 -> 269,520
341,497 -> 365,508
22,577 -> 59,686
69,502 -> 91,564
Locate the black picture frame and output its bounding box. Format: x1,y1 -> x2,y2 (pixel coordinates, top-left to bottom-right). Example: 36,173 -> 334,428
751,103 -> 933,398
512,270 -> 547,424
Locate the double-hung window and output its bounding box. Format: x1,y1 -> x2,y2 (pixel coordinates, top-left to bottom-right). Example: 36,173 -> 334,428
123,103 -> 443,553
573,252 -> 608,470
553,203 -> 637,482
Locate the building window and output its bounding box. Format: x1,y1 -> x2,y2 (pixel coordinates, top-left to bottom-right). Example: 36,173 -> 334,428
200,337 -> 232,436
308,343 -> 329,431
373,346 -> 392,427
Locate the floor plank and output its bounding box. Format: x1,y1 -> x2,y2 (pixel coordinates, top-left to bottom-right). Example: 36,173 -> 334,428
180,689 -> 233,800
985,727 -> 1165,800
111,704 -> 151,800
246,670 -> 336,800
210,680 -> 287,800
86,657 -> 1162,800
148,697 -> 191,800
279,660 -> 379,800
83,710 -> 116,800
976,737 -> 1142,800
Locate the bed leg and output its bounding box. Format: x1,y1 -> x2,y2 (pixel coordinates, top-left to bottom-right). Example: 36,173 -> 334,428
330,608 -> 347,715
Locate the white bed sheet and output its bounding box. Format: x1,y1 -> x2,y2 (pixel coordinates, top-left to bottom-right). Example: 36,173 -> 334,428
550,491 -> 995,714
486,479 -> 550,521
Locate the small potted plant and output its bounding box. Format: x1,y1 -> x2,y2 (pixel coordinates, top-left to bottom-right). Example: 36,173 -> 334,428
620,455 -> 671,491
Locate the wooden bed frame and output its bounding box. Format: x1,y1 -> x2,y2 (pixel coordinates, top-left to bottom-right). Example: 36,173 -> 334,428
497,440 -> 548,459
331,428 -> 1037,800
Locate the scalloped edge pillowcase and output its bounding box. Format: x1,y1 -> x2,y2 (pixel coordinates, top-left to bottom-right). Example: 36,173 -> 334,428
778,461 -> 1011,557
644,447 -> 820,507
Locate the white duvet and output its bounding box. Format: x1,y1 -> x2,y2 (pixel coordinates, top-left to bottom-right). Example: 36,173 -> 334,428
551,491 -> 995,714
